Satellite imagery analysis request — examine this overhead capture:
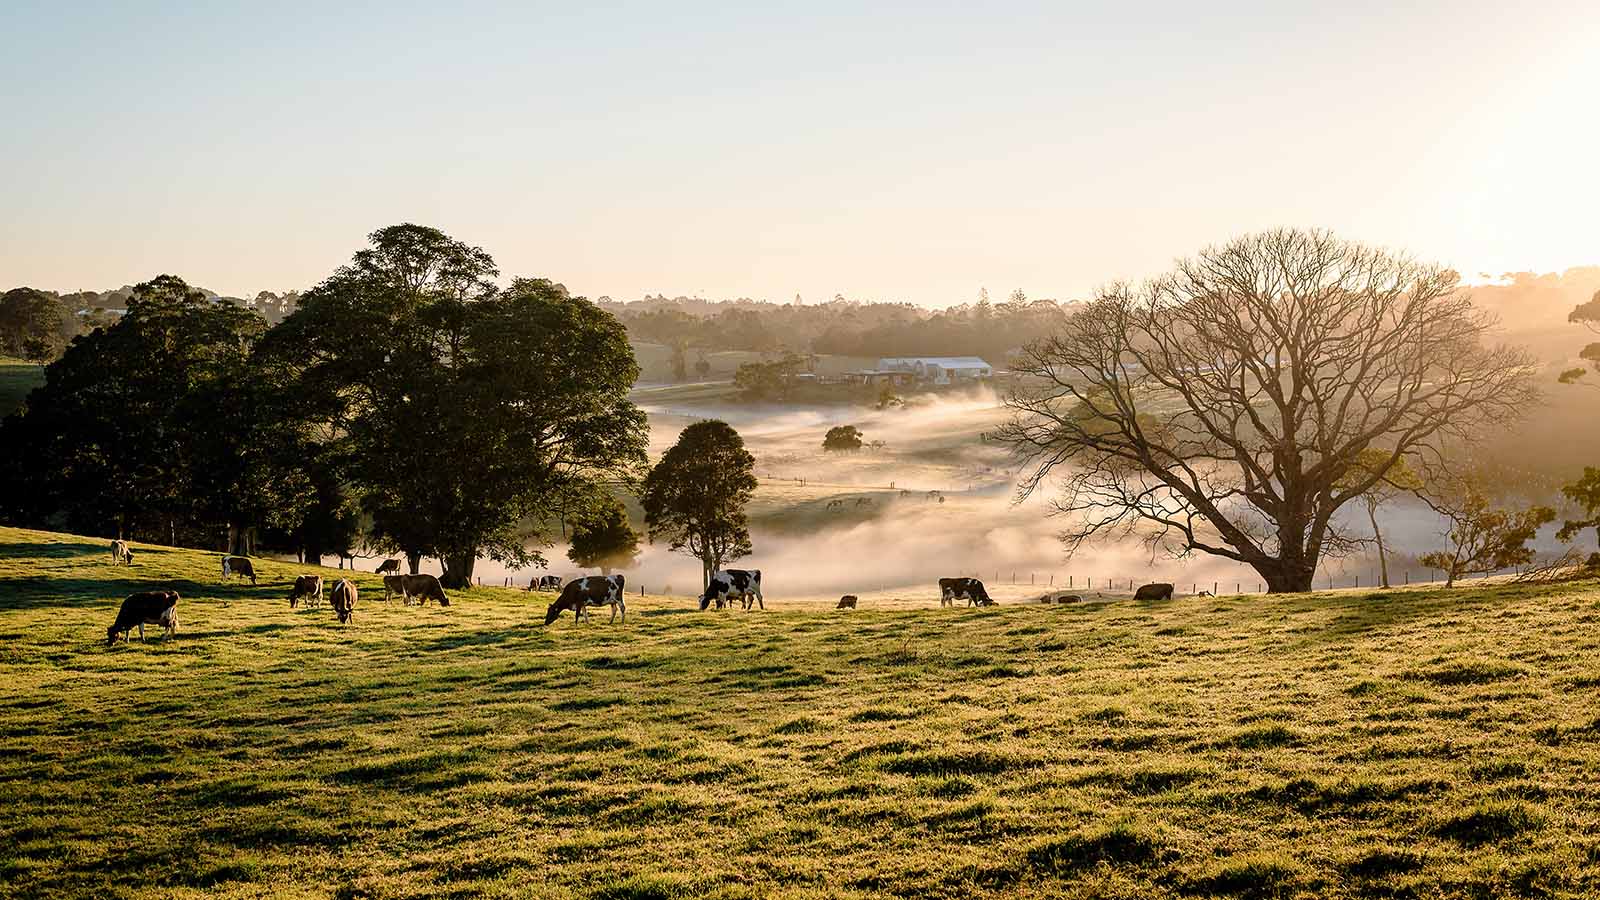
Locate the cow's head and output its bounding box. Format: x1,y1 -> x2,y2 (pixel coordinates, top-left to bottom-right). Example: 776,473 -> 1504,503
698,589 -> 714,611
543,602 -> 564,626
105,624 -> 121,646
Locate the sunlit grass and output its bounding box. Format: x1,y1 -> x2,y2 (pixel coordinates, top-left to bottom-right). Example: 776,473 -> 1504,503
3,524 -> 1599,898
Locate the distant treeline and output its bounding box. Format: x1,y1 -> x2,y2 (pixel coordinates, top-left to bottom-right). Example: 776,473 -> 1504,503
600,289 -> 1077,366
0,285 -> 301,363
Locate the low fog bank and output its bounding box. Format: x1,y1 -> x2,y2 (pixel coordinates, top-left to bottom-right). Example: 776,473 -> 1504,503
383,388 -> 1586,600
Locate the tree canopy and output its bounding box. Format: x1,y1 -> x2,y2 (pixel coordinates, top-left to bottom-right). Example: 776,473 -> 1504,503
567,494 -> 641,574
823,425 -> 864,452
260,225 -> 647,587
641,420 -> 757,589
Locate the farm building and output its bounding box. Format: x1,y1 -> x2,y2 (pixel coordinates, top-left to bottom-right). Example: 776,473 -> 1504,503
876,356 -> 994,384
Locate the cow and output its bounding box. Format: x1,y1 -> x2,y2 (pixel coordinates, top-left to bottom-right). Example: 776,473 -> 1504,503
939,577 -> 992,607
826,499 -> 844,510
382,574 -> 406,604
1196,590 -> 1214,597
856,497 -> 872,507
700,569 -> 763,611
110,540 -> 131,566
221,555 -> 257,585
1134,582 -> 1175,601
836,594 -> 858,609
288,574 -> 323,609
329,579 -> 357,624
543,575 -> 626,625
529,574 -> 563,592
107,591 -> 179,645
374,559 -> 401,576
394,573 -> 450,606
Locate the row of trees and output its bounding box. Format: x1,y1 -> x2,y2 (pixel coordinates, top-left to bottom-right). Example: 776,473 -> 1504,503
0,226 -> 651,588
611,289 -> 1074,378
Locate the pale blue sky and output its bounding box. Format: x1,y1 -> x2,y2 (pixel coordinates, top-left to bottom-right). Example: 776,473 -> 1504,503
3,2 -> 1596,304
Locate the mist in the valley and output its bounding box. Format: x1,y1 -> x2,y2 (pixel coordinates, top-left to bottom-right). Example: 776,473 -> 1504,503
431,387 -> 1546,602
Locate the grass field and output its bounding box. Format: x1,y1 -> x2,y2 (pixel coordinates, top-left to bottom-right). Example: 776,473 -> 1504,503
4,525 -> 1600,899
0,356 -> 45,417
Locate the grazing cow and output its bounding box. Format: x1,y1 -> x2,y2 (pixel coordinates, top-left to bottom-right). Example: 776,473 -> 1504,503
374,559 -> 401,576
107,591 -> 179,645
826,499 -> 844,510
110,540 -> 132,565
329,579 -> 357,624
382,574 -> 406,603
1196,590 -> 1214,597
1057,594 -> 1082,604
836,594 -> 858,609
399,573 -> 450,606
530,574 -> 563,592
856,497 -> 872,507
288,574 -> 323,609
1134,582 -> 1175,601
938,577 -> 992,607
543,575 -> 626,625
700,569 -> 764,611
221,555 -> 257,585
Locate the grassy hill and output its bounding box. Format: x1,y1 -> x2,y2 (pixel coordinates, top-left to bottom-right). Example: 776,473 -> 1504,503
0,356 -> 44,417
3,525 -> 1600,898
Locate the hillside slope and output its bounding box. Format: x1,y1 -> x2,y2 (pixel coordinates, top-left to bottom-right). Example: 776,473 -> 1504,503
2,525 -> 1599,898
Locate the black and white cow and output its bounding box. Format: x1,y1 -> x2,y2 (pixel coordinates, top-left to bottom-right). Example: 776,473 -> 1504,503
529,574 -> 563,592
107,590 -> 179,645
543,575 -> 626,625
700,569 -> 763,611
938,577 -> 993,607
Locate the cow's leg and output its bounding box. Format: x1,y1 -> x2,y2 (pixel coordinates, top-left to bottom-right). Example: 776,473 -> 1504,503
138,622 -> 145,642
754,589 -> 764,610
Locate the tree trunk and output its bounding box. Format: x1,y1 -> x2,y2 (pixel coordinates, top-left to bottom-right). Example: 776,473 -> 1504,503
1367,504 -> 1390,589
1256,556 -> 1316,593
226,523 -> 240,557
407,552 -> 421,575
441,553 -> 476,589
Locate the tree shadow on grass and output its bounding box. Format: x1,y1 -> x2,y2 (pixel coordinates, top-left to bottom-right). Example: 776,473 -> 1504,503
0,576 -> 293,610
0,541 -> 108,560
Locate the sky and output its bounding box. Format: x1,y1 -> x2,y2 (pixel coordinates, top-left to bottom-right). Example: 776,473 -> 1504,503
3,1 -> 1597,306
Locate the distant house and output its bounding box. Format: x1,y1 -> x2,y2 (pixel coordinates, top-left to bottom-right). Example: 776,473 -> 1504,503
876,356 -> 993,384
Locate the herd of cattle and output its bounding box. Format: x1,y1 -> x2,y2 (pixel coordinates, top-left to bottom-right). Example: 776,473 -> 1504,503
102,539 -> 1183,645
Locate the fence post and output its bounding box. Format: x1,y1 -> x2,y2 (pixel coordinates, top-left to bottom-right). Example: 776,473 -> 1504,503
1213,582 -> 1218,595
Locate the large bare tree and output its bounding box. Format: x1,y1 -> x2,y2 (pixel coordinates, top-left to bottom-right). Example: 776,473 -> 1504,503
1000,229 -> 1538,593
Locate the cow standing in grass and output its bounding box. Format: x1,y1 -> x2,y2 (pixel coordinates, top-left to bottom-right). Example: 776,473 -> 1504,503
383,573 -> 450,606
221,556 -> 256,585
329,579 -> 357,624
374,559 -> 400,576
1134,583 -> 1174,601
288,575 -> 323,609
700,569 -> 763,611
543,575 -> 626,625
110,540 -> 132,566
107,591 -> 179,645
528,574 -> 562,592
939,577 -> 992,607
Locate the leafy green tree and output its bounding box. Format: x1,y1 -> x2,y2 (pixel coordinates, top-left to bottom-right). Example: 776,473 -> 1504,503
1557,467 -> 1600,551
1560,289 -> 1600,386
0,288 -> 72,362
1419,483 -> 1554,587
567,494 -> 641,574
261,226 -> 646,587
642,420 -> 756,590
1336,448 -> 1423,588
732,352 -> 804,401
823,425 -> 864,452
0,276 -> 265,541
